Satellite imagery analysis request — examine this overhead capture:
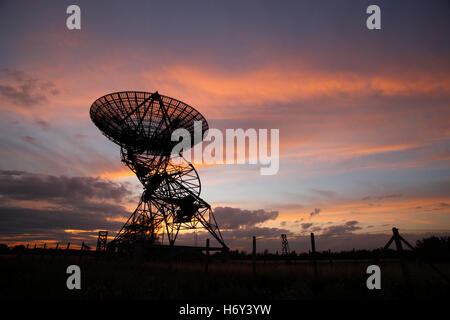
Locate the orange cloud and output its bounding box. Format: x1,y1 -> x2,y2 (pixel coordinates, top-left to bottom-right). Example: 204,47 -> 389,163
274,196 -> 450,234
145,64 -> 450,115
96,168 -> 135,180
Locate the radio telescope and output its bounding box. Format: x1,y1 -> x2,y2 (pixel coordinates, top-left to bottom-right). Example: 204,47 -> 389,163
90,91 -> 227,251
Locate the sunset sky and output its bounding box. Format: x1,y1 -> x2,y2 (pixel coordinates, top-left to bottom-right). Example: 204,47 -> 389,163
0,0 -> 449,252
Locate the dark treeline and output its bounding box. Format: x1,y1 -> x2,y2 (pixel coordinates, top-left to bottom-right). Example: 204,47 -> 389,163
1,236 -> 449,261
0,243 -> 96,256
225,236 -> 450,261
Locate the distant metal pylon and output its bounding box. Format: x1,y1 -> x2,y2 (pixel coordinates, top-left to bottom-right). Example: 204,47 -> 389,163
281,234 -> 290,255
96,230 -> 108,251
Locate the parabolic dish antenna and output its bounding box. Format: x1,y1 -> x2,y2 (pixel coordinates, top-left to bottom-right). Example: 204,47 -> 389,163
90,91 -> 208,155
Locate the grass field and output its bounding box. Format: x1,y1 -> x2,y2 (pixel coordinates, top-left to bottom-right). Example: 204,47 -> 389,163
0,254 -> 448,300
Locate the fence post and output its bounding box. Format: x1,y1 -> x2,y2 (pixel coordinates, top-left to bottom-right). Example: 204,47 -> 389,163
392,228 -> 411,288
64,242 -> 70,262
168,241 -> 175,272
311,233 -> 318,278
252,236 -> 256,275
41,243 -> 46,261
79,242 -> 84,263
205,238 -> 210,273
31,243 -> 36,261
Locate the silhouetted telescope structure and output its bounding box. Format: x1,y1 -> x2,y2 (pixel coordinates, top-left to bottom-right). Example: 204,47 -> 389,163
90,91 -> 227,253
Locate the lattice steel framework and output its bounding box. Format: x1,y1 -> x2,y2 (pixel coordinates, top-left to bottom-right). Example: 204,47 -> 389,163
96,230 -> 108,251
281,234 -> 290,255
90,91 -> 227,250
